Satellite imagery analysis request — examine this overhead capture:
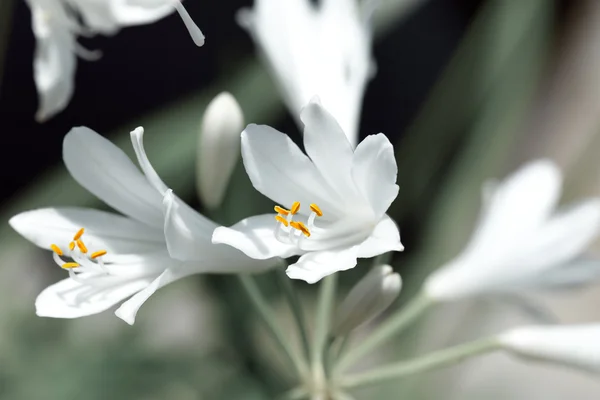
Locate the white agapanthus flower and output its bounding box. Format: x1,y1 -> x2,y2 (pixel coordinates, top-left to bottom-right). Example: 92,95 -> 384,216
26,0 -> 204,122
238,0 -> 374,146
424,160 -> 600,300
212,98 -> 403,284
10,126 -> 276,324
499,324 -> 600,373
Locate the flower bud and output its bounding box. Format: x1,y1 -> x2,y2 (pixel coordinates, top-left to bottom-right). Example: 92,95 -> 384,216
499,324 -> 600,373
196,92 -> 244,209
333,265 -> 402,336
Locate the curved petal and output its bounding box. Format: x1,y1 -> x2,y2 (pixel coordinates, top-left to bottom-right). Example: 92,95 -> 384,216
9,207 -> 165,256
529,258 -> 600,289
465,159 -> 562,257
241,124 -> 343,219
356,215 -> 404,258
35,274 -> 154,319
300,99 -> 357,200
63,127 -> 164,227
212,214 -> 298,260
130,127 -> 169,194
352,134 -> 399,217
286,246 -> 359,284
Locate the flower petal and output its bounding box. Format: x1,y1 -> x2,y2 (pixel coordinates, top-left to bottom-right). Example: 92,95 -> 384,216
9,207 -> 165,256
352,134 -> 399,217
356,215 -> 404,258
286,246 -> 359,284
241,124 -> 342,218
130,127 -> 169,195
35,274 -> 154,319
212,214 -> 298,260
63,127 -> 164,227
300,99 -> 358,200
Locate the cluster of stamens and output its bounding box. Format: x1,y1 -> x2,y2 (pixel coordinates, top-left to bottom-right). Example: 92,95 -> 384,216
49,228 -> 109,281
274,201 -> 323,244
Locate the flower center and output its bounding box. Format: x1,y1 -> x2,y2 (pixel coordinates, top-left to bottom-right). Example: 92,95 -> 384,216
49,228 -> 109,284
274,202 -> 323,245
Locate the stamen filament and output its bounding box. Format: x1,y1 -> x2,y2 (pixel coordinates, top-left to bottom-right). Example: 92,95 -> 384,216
50,244 -> 63,256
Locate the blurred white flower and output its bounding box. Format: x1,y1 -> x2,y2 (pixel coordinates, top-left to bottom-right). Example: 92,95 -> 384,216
333,265 -> 402,336
26,0 -> 204,122
10,126 -> 276,324
197,92 -> 244,210
238,0 -> 374,146
424,160 -> 600,300
499,324 -> 600,373
212,98 -> 403,284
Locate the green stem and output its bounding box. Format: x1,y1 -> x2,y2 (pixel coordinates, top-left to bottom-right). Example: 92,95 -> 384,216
238,275 -> 309,381
339,338 -> 500,389
335,291 -> 432,373
278,269 -> 311,362
311,275 -> 338,389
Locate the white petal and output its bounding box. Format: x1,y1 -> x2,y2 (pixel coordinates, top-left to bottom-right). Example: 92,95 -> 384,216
115,268 -> 177,325
300,99 -> 357,200
63,127 -> 164,227
106,0 -> 175,27
499,324 -> 600,373
212,214 -> 298,260
130,126 -> 169,194
31,16 -> 76,122
521,258 -> 600,289
465,159 -> 562,258
351,133 -> 399,217
9,207 -> 165,256
356,215 -> 404,258
35,274 -> 154,319
286,246 -> 359,284
241,124 -> 342,218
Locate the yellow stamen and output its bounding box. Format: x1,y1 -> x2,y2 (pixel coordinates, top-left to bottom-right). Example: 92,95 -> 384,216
91,250 -> 107,259
50,244 -> 63,256
274,205 -> 290,216
309,203 -> 323,217
62,262 -> 80,269
290,201 -> 301,215
76,239 -> 88,254
69,241 -> 76,251
73,228 -> 85,240
275,215 -> 289,227
290,221 -> 310,237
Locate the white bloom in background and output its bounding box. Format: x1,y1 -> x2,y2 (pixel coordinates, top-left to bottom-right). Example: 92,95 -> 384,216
212,98 -> 403,284
26,0 -> 204,122
499,324 -> 600,373
333,265 -> 402,336
238,0 -> 374,146
10,126 -> 276,324
424,160 -> 600,301
196,92 -> 244,210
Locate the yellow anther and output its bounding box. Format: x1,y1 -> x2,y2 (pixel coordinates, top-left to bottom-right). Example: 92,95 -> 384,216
290,221 -> 310,237
62,262 -> 80,269
50,244 -> 63,256
275,215 -> 289,227
69,241 -> 76,251
76,239 -> 88,254
91,250 -> 107,259
73,228 -> 85,240
309,203 -> 323,217
274,205 -> 290,216
290,201 -> 301,215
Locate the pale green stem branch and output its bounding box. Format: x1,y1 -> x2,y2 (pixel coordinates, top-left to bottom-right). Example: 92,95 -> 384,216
278,269 -> 312,362
311,275 -> 338,392
238,275 -> 309,381
339,338 -> 500,389
335,291 -> 432,373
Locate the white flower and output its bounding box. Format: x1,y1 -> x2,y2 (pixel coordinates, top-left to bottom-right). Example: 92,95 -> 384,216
197,92 -> 244,210
499,324 -> 600,373
333,265 -> 402,336
424,160 -> 600,300
238,0 -> 374,146
10,126 -> 276,324
212,98 -> 403,284
26,0 -> 204,122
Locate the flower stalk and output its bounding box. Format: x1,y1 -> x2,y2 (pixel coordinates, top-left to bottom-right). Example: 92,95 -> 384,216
311,274 -> 338,394
278,268 -> 312,361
